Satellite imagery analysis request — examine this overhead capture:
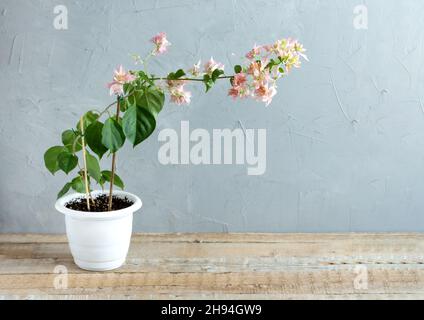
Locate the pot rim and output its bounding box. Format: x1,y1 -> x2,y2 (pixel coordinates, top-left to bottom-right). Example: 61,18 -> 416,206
55,190 -> 142,220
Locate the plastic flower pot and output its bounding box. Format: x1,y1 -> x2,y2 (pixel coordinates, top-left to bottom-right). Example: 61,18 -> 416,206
55,190 -> 142,271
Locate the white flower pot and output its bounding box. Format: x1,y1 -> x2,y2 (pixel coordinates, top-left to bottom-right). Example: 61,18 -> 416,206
55,190 -> 142,272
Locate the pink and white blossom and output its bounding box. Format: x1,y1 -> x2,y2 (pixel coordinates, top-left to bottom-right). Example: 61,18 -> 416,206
228,38 -> 307,105
108,35 -> 306,107
189,60 -> 202,77
293,41 -> 309,61
233,72 -> 247,87
107,65 -> 137,96
170,89 -> 192,105
204,57 -> 225,75
228,72 -> 250,99
254,84 -> 277,106
247,60 -> 264,78
151,32 -> 171,56
262,44 -> 273,52
167,80 -> 192,105
245,44 -> 262,60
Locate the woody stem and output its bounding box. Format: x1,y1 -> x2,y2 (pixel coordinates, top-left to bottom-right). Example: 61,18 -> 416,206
107,97 -> 121,211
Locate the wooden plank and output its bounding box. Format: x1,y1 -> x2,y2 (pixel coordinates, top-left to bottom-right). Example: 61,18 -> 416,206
1,288 -> 422,300
2,232 -> 424,243
1,269 -> 424,293
2,242 -> 423,262
1,234 -> 424,299
1,256 -> 424,275
0,270 -> 423,300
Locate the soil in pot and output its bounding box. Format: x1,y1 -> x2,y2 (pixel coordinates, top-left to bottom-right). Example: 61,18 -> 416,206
65,194 -> 134,212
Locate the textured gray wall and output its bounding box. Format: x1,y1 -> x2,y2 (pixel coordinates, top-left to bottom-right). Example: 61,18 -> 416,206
1,0 -> 424,233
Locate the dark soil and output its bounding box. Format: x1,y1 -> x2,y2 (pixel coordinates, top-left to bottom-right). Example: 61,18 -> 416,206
65,194 -> 134,212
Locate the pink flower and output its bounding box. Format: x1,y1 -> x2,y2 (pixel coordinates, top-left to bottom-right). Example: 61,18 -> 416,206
262,44 -> 273,52
228,87 -> 240,99
233,72 -> 247,87
189,60 -> 202,77
167,80 -> 192,105
247,60 -> 263,78
204,57 -> 225,75
107,65 -> 137,96
151,32 -> 171,56
245,45 -> 261,60
228,86 -> 250,99
170,89 -> 192,105
228,38 -> 306,105
254,72 -> 273,89
108,83 -> 125,96
254,84 -> 277,106
228,73 -> 250,99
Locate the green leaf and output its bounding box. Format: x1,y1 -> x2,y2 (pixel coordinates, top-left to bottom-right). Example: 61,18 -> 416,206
86,153 -> 102,183
71,176 -> 86,193
234,65 -> 242,74
122,103 -> 157,147
85,121 -> 108,159
203,69 -> 225,92
76,111 -> 99,130
57,152 -> 78,175
167,69 -> 186,80
203,75 -> 214,93
127,94 -> 136,106
44,146 -> 66,175
62,130 -> 82,153
57,183 -> 72,199
101,171 -> 125,190
136,87 -> 165,116
101,118 -> 125,153
120,97 -> 129,112
137,70 -> 148,80
211,69 -> 224,82
175,69 -> 186,79
62,130 -> 75,145
123,83 -> 134,97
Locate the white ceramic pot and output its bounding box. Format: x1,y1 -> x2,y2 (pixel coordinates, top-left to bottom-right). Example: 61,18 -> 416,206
55,190 -> 142,272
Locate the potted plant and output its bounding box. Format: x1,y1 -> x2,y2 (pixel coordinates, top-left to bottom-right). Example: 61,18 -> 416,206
44,33 -> 307,271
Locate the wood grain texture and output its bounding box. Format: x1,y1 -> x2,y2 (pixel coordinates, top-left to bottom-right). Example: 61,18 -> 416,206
1,233 -> 424,300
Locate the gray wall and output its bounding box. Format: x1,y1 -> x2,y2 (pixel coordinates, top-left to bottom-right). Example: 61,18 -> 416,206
1,0 -> 424,233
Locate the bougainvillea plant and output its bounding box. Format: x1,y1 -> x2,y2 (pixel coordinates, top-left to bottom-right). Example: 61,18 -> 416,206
44,33 -> 307,211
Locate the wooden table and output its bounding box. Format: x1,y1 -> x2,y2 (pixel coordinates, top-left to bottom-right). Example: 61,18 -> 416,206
0,233 -> 424,300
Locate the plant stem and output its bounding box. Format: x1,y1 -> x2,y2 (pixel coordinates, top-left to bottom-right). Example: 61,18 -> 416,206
98,100 -> 120,118
150,76 -> 233,82
80,117 -> 91,212
108,97 -> 121,211
97,76 -> 234,118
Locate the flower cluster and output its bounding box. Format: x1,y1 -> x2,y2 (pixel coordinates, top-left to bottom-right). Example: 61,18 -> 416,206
203,57 -> 225,76
166,80 -> 192,105
150,32 -> 171,56
166,58 -> 225,105
107,65 -> 137,96
47,32 -> 307,206
108,33 -> 307,107
186,57 -> 225,77
228,38 -> 308,105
